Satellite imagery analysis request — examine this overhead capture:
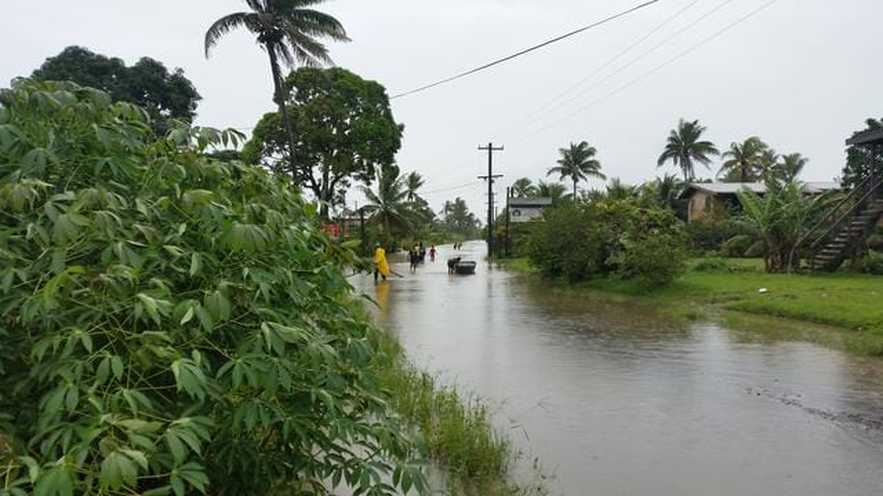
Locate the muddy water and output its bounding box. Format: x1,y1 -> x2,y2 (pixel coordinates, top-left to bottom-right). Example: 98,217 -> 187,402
355,242 -> 883,495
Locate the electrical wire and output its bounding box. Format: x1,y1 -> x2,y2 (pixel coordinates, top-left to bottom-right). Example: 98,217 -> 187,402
389,0 -> 666,100
532,0 -> 780,135
420,180 -> 482,197
531,0 -> 738,128
524,0 -> 702,122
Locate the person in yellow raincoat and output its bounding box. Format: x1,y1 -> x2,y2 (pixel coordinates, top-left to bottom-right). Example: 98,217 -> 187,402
373,243 -> 390,283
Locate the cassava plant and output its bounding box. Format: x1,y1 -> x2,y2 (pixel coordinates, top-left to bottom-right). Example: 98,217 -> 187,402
0,80 -> 424,496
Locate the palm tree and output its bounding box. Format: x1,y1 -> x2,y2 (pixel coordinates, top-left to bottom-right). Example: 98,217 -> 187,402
644,174 -> 684,210
536,181 -> 568,204
657,119 -> 719,182
360,165 -> 411,242
548,141 -> 605,199
719,137 -> 768,183
511,178 -> 537,198
758,148 -> 779,181
205,0 -> 349,179
605,178 -> 639,201
777,153 -> 808,183
404,171 -> 425,202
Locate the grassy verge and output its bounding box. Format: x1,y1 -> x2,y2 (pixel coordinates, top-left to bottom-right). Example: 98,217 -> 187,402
366,314 -> 548,495
497,257 -> 883,356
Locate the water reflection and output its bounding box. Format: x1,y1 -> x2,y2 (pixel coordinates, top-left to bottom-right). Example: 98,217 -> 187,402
355,241 -> 883,495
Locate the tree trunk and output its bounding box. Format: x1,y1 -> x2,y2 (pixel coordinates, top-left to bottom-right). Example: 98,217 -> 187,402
266,48 -> 298,186
573,180 -> 578,201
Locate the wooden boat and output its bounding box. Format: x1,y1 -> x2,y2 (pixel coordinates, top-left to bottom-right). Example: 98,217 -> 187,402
454,260 -> 477,275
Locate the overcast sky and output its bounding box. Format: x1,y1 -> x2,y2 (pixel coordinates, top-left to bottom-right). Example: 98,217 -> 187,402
3,0 -> 881,216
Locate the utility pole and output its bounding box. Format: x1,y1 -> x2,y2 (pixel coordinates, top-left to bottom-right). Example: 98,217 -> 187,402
505,187 -> 512,258
478,143 -> 504,258
358,203 -> 367,257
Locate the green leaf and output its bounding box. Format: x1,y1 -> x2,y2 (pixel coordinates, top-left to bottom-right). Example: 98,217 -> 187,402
189,253 -> 201,277
110,355 -> 124,380
34,465 -> 73,496
100,451 -> 138,490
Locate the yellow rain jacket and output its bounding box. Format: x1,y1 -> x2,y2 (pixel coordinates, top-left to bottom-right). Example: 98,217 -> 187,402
373,247 -> 390,277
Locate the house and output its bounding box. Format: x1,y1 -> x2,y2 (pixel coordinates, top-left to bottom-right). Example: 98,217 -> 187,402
679,181 -> 840,223
508,197 -> 553,223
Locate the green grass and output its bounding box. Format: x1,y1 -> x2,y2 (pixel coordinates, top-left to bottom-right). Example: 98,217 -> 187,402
501,257 -> 883,356
368,318 -> 548,495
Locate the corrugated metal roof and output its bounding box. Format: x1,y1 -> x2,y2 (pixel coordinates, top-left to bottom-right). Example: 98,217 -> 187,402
680,181 -> 840,198
509,197 -> 553,207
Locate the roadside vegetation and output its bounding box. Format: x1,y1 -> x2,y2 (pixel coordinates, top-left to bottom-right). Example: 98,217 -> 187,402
0,80 -> 538,496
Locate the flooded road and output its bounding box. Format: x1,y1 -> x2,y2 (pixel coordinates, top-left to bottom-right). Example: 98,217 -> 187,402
355,242 -> 883,495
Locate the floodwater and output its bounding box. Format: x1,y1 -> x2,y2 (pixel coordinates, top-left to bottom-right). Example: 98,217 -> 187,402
354,242 -> 883,495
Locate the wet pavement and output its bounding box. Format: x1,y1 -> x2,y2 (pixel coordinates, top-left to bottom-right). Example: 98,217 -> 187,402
354,242 -> 883,495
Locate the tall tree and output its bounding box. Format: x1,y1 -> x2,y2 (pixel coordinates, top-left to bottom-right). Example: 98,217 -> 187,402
536,181 -> 568,204
205,0 -> 349,178
242,68 -> 403,217
442,197 -> 480,236
777,153 -> 808,183
548,141 -> 605,199
360,165 -> 412,242
657,119 -> 719,182
405,172 -> 425,202
719,136 -> 768,183
511,177 -> 537,198
31,46 -> 201,134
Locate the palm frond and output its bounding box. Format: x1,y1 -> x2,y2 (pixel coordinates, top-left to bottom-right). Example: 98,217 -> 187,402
205,13 -> 259,57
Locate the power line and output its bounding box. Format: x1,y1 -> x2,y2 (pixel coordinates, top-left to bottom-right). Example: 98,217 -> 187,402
531,0 -> 737,128
524,0 -> 702,122
421,180 -> 482,196
533,0 -> 780,135
389,0 -> 666,100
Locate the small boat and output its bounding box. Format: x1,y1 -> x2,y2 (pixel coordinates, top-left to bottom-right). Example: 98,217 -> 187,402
454,260 -> 477,275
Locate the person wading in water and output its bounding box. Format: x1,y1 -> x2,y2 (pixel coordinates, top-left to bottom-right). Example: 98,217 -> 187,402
373,243 -> 390,283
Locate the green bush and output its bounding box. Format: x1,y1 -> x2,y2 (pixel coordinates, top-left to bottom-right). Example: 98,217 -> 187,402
528,200 -> 687,286
693,257 -> 732,272
685,216 -> 745,253
867,233 -> 883,253
721,234 -> 754,258
0,81 -> 422,495
864,251 -> 883,275
745,240 -> 767,258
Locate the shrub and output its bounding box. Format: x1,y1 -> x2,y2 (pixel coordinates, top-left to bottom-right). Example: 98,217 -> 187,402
685,216 -> 744,254
745,240 -> 767,258
867,233 -> 883,253
721,234 -> 754,258
864,251 -> 883,275
528,200 -> 687,286
693,257 -> 732,272
0,81 -> 422,495
526,203 -> 606,281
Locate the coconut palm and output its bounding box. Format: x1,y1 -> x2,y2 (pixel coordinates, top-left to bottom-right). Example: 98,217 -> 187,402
205,0 -> 349,178
511,177 -> 537,198
758,148 -> 779,181
548,141 -> 605,199
536,181 -> 568,204
657,119 -> 720,182
605,178 -> 639,201
404,171 -> 425,202
719,137 -> 768,182
777,153 -> 809,183
644,173 -> 684,210
360,165 -> 412,241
